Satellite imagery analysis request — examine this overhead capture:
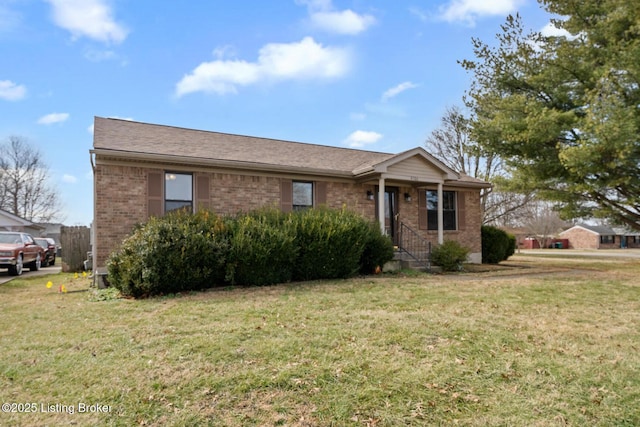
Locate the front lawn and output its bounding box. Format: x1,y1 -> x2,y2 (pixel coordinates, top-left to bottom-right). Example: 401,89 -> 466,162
1,255 -> 638,426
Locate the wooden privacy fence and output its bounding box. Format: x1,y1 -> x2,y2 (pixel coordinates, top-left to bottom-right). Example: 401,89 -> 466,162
60,226 -> 91,272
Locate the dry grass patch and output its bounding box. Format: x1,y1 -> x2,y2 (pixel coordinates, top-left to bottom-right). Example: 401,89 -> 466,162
0,256 -> 639,426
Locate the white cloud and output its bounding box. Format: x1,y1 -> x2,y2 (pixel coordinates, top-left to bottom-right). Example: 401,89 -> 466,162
381,81 -> 419,102
212,45 -> 237,60
45,0 -> 128,44
0,80 -> 26,101
350,112 -> 366,121
62,174 -> 77,183
38,112 -> 69,125
298,0 -> 375,35
541,22 -> 577,39
84,49 -> 116,62
176,37 -> 351,96
343,130 -> 383,148
438,0 -> 523,26
310,10 -> 376,35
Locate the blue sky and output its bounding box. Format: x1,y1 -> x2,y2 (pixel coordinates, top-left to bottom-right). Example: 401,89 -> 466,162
1,0 -> 556,226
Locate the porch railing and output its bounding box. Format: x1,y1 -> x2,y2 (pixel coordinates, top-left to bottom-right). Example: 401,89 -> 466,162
397,222 -> 431,270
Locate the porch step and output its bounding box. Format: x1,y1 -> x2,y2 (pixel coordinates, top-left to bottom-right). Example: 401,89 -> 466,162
393,249 -> 430,272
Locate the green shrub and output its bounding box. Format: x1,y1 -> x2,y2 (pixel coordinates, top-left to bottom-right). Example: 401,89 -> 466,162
481,225 -> 516,264
292,207 -> 370,281
107,210 -> 228,298
107,206 -> 392,298
507,234 -> 516,258
431,240 -> 470,271
359,222 -> 395,274
225,209 -> 297,286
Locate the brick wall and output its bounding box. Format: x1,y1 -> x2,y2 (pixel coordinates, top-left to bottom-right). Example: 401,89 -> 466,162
328,185 -> 482,253
94,161 -> 484,267
561,228 -> 598,249
209,173 -> 281,214
94,164 -> 147,267
560,227 -> 618,249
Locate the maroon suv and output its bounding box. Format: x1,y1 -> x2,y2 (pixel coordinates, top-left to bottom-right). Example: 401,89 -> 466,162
0,232 -> 44,276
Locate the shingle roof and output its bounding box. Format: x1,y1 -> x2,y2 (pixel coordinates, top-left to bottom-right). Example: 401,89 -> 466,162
573,224 -> 640,236
578,224 -> 616,235
93,117 -> 394,175
92,117 -> 491,188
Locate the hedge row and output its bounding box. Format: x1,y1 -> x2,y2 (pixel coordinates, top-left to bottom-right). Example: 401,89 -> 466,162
107,208 -> 394,298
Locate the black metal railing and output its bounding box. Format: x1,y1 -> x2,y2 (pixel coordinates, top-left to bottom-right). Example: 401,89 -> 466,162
398,222 -> 431,270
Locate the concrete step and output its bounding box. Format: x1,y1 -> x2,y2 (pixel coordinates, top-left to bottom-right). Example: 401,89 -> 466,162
392,249 -> 431,271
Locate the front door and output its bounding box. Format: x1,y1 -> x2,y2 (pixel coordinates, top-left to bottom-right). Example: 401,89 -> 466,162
376,187 -> 399,245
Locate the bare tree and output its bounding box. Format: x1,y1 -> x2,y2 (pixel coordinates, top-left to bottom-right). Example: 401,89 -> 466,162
0,136 -> 62,222
484,189 -> 533,227
521,201 -> 571,248
425,106 -> 534,225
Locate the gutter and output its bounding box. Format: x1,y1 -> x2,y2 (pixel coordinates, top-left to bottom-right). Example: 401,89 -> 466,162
90,149 -> 355,179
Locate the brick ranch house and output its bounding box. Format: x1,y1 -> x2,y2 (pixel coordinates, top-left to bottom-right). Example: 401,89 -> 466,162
559,224 -> 640,249
90,117 -> 491,272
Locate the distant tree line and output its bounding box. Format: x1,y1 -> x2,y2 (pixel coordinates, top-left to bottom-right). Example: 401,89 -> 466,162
0,136 -> 62,223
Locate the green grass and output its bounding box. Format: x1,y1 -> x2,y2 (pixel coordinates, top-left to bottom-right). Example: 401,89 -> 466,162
1,255 -> 639,426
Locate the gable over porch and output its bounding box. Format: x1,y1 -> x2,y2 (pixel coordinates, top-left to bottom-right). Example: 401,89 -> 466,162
353,147 -> 490,250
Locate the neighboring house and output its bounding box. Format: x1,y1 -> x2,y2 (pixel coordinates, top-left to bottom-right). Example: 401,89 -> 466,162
0,208 -> 44,235
90,117 -> 491,271
559,224 -> 640,249
36,223 -> 64,245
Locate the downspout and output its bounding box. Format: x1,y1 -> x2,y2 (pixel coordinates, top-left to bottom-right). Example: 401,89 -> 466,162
437,182 -> 444,244
90,151 -> 97,282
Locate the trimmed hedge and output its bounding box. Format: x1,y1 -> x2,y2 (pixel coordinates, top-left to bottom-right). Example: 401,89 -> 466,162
292,207 -> 371,281
106,210 -> 228,298
225,209 -> 297,286
481,225 -> 516,264
107,207 -> 394,297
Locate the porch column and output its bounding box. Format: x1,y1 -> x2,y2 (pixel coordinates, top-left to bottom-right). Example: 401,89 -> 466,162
378,176 -> 385,234
437,182 -> 444,244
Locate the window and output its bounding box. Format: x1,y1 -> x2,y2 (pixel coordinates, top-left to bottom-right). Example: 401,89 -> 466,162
293,181 -> 313,211
165,172 -> 193,213
426,190 -> 457,230
600,235 -> 615,244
